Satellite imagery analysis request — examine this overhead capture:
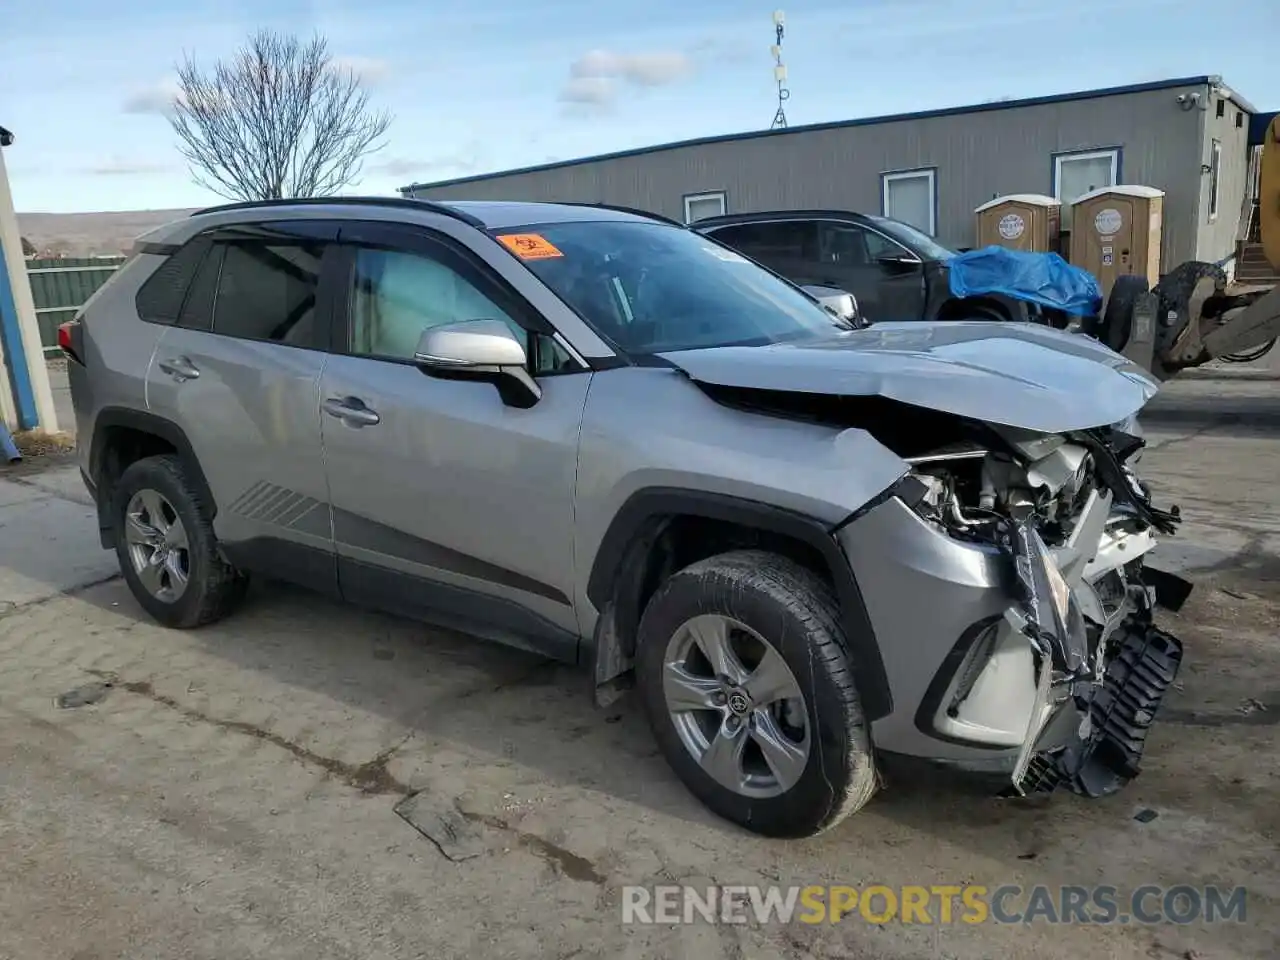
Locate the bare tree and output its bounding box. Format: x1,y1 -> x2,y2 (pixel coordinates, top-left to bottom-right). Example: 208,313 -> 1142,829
170,30 -> 392,201
20,236 -> 36,257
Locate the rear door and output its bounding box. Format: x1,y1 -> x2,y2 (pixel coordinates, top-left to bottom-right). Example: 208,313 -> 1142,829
703,221 -> 824,286
144,220 -> 343,592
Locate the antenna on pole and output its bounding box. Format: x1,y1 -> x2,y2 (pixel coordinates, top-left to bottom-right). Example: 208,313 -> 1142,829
770,10 -> 790,129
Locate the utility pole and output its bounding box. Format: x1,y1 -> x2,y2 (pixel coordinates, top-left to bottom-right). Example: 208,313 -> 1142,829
0,125 -> 59,433
770,10 -> 790,130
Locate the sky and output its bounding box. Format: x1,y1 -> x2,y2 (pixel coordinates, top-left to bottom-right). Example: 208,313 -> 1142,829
2,0 -> 1276,213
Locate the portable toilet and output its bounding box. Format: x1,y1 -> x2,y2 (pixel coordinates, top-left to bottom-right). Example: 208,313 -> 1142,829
1068,185 -> 1164,299
974,194 -> 1061,253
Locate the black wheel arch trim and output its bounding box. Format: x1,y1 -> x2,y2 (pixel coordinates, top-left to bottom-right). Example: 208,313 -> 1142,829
587,487 -> 893,720
89,407 -> 217,541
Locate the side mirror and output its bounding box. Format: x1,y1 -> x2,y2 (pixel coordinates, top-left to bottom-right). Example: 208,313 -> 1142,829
801,285 -> 865,327
414,319 -> 542,408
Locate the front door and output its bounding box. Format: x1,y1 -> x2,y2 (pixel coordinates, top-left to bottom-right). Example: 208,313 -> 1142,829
816,221 -> 927,323
144,220 -> 342,593
317,221 -> 589,660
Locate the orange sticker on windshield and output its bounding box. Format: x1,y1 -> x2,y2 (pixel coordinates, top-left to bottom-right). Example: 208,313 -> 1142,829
497,233 -> 564,260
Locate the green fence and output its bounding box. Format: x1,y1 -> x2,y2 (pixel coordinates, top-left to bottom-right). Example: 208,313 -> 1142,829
27,256 -> 127,352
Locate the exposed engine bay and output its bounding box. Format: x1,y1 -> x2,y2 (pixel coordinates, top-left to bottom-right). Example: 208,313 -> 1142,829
898,421 -> 1186,797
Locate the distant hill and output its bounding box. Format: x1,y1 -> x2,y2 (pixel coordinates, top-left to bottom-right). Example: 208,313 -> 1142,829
17,208 -> 197,258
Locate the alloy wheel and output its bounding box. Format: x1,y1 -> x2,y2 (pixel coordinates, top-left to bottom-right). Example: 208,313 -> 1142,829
662,613 -> 810,799
124,488 -> 191,603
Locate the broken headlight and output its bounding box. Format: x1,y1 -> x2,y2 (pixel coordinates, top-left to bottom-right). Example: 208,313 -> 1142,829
999,515 -> 1090,678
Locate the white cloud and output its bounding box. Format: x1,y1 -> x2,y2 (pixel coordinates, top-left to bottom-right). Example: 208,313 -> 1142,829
122,78 -> 182,116
123,54 -> 388,118
330,55 -> 391,86
373,149 -> 480,181
569,49 -> 693,87
83,158 -> 174,176
570,50 -> 691,87
559,48 -> 694,107
559,75 -> 616,107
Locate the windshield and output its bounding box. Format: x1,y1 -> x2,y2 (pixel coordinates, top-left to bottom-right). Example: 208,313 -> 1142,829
493,220 -> 850,354
866,216 -> 958,261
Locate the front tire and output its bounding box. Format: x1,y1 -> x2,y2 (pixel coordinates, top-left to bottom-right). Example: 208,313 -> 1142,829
112,454 -> 248,628
636,550 -> 877,837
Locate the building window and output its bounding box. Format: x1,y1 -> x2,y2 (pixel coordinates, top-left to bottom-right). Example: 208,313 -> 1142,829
880,168 -> 936,236
1052,147 -> 1120,230
1209,139 -> 1222,222
683,191 -> 727,223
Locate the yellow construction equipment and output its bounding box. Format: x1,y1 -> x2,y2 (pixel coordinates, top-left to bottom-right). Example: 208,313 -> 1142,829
1128,113 -> 1280,379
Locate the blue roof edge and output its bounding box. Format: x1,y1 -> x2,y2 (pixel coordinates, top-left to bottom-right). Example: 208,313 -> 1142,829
400,75 -> 1242,194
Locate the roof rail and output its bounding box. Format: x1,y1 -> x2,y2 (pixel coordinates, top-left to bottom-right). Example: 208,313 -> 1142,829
562,202 -> 687,229
189,195 -> 487,229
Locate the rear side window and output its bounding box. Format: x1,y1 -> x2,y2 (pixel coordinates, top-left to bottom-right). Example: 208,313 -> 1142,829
211,240 -> 326,349
709,222 -> 818,262
135,237 -> 211,325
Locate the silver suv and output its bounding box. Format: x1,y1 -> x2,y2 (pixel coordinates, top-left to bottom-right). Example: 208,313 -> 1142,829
64,197 -> 1186,838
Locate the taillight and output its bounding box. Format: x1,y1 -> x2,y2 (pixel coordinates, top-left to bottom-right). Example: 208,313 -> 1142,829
58,319 -> 84,365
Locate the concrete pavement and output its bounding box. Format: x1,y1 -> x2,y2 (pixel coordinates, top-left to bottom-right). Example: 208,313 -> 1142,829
0,364 -> 1277,959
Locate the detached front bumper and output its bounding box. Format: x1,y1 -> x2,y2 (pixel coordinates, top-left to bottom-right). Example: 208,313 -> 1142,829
837,492 -> 1183,796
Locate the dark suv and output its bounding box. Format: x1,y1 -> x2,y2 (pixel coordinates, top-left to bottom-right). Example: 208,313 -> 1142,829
695,210 -> 1029,326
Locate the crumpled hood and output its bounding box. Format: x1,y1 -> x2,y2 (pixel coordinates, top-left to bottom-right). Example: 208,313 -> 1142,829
660,321 -> 1159,434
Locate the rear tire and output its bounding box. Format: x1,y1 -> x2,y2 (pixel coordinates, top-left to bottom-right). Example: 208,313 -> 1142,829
1100,275 -> 1151,353
112,454 -> 248,628
636,550 -> 877,837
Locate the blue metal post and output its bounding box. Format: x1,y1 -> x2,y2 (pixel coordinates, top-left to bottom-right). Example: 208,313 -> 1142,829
0,233 -> 38,430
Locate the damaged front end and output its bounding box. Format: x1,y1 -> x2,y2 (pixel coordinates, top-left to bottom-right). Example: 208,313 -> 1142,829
902,424 -> 1186,798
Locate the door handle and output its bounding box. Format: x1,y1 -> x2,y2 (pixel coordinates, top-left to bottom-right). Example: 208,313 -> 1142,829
322,396 -> 381,427
158,356 -> 200,381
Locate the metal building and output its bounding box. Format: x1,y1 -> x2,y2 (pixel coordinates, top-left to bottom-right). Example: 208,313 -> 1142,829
401,75 -> 1260,268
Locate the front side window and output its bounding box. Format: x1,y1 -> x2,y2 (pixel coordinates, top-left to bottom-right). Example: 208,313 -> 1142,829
346,246 -> 575,373
212,240 -> 326,348
818,222 -> 875,265
497,220 -> 849,354
349,247 -> 523,360
866,216 -> 956,261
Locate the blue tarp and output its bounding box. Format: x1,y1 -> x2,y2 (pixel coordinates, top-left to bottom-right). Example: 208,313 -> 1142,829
948,246 -> 1102,317
0,421 -> 20,462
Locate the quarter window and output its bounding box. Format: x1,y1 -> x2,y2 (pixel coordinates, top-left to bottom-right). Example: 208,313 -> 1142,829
135,237 -> 212,325
211,240 -> 326,349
